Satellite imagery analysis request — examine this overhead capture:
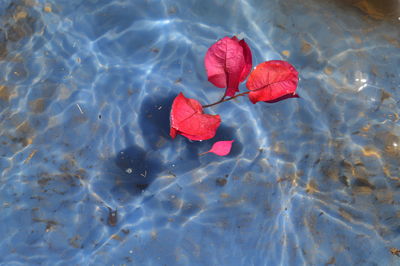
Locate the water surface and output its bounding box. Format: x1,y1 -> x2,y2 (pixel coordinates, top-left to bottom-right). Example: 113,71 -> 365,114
0,0 -> 399,265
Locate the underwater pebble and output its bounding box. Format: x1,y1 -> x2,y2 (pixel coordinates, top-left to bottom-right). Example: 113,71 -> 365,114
216,178 -> 227,187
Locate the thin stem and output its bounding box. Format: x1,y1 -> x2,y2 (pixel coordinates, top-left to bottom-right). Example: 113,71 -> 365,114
202,91 -> 250,108
203,78 -> 294,108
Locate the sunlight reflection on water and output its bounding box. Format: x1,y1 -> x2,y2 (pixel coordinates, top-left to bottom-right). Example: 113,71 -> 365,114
0,0 -> 399,265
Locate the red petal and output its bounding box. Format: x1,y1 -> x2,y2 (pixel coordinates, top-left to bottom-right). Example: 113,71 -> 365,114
246,60 -> 298,104
178,113 -> 221,141
265,93 -> 300,103
170,93 -> 199,130
170,93 -> 221,141
208,140 -> 234,156
238,39 -> 252,82
170,127 -> 177,139
205,37 -> 230,89
204,36 -> 252,97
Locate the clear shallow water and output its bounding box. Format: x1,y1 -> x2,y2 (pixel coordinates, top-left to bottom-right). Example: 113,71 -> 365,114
0,0 -> 399,265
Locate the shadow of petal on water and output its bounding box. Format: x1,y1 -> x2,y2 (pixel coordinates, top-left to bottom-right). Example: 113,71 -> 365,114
93,144 -> 164,204
114,145 -> 163,192
139,93 -> 175,151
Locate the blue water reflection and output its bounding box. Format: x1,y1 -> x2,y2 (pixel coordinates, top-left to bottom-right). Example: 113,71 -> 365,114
0,0 -> 399,265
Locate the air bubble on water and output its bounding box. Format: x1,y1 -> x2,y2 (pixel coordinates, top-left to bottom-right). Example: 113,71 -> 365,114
357,84 -> 367,92
126,168 -> 133,174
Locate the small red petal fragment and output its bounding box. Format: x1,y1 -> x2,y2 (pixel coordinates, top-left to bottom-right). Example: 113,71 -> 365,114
207,140 -> 234,156
205,36 -> 253,97
170,93 -> 221,141
246,60 -> 299,104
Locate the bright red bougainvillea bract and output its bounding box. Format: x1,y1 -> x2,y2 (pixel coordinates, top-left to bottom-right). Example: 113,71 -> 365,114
246,60 -> 299,104
204,36 -> 252,97
169,93 -> 221,141
200,140 -> 234,156
169,36 -> 299,156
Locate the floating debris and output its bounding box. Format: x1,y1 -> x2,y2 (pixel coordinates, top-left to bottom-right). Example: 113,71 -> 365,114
390,247 -> 400,257
111,234 -> 122,241
140,170 -> 147,177
125,168 -> 133,174
281,50 -> 290,57
44,4 -> 52,13
76,103 -> 83,114
107,207 -> 117,226
24,149 -> 37,163
216,178 -> 227,187
0,85 -> 11,101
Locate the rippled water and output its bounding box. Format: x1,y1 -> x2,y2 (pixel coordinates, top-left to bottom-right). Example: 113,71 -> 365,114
0,0 -> 399,265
